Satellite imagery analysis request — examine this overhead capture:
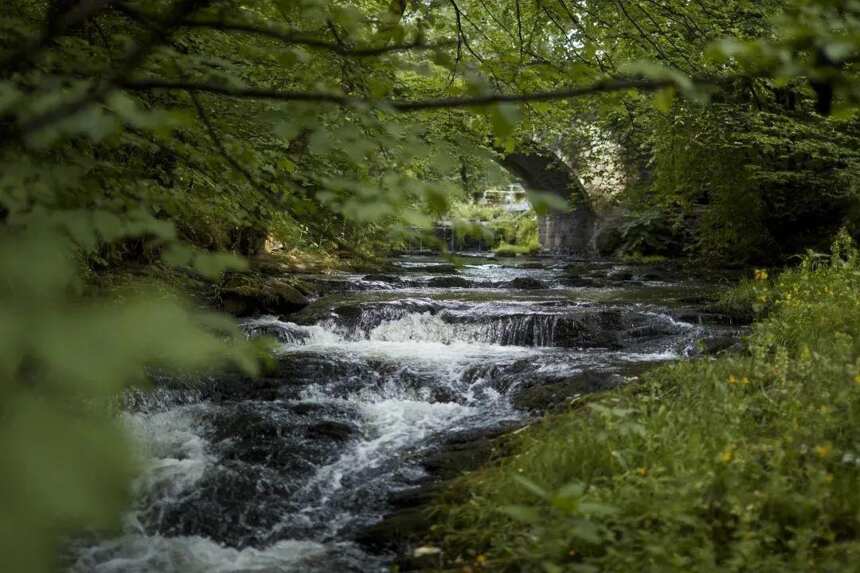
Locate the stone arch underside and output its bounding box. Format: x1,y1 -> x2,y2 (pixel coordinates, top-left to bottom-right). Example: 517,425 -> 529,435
501,151 -> 596,256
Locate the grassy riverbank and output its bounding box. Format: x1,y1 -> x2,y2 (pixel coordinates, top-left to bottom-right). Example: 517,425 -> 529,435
426,233 -> 860,572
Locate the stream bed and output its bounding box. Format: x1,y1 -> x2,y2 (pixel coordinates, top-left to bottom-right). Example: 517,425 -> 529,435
70,256 -> 739,572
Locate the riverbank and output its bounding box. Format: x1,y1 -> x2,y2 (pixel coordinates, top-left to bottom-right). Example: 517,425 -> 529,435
398,235 -> 860,572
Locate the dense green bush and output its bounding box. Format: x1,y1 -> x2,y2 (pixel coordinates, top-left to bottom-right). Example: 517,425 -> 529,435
0,220 -> 258,572
632,104 -> 860,264
430,232 -> 860,572
451,202 -> 539,252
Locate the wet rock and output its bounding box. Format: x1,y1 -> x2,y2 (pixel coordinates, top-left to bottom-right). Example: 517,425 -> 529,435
638,270 -> 667,282
388,486 -> 443,510
429,386 -> 459,403
554,311 -> 625,349
508,277 -> 546,290
676,310 -> 749,326
244,321 -> 311,344
145,461 -> 295,548
696,335 -> 742,356
290,402 -> 329,416
442,422 -> 524,445
427,276 -> 471,288
519,262 -> 545,269
512,370 -> 626,413
306,421 -> 357,442
677,294 -> 718,305
197,372 -> 286,402
220,276 -> 310,317
250,256 -> 290,277
421,439 -> 497,479
607,269 -> 635,281
560,276 -> 601,288
419,264 -> 458,274
362,274 -> 401,283
334,303 -> 364,323
354,507 -> 429,551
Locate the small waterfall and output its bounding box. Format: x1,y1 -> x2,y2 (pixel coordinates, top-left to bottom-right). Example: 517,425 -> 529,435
366,312 -> 563,347
244,306 -> 695,350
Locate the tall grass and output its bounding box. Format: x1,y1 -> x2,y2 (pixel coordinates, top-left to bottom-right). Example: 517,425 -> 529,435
430,231 -> 860,572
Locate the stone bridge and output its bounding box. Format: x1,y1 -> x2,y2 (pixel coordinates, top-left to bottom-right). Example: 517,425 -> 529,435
502,131 -> 627,256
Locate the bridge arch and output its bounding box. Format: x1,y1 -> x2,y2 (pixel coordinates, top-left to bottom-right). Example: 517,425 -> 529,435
500,150 -> 596,256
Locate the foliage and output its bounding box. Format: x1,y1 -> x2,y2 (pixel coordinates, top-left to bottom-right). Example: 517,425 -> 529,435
494,239 -> 540,257
618,207 -> 687,258
711,277 -> 771,323
640,103 -> 860,263
451,201 -> 538,250
2,1 -> 860,570
430,232 -> 860,571
0,218 -> 257,572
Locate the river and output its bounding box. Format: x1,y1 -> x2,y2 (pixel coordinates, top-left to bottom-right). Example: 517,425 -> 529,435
70,255 -> 737,572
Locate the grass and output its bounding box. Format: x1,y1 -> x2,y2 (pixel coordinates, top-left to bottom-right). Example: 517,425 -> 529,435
427,231 -> 860,572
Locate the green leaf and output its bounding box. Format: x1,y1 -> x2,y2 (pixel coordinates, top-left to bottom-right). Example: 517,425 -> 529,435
499,505 -> 542,523
527,191 -> 571,215
654,87 -> 676,113
513,475 -> 550,499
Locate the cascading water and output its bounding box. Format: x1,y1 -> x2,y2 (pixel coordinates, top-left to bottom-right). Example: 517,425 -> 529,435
70,257 -> 734,572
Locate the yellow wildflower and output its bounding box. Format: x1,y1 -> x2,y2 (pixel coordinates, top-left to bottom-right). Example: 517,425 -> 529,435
728,374 -> 738,385
637,467 -> 649,477
815,444 -> 832,459
754,269 -> 768,281
854,373 -> 860,386
740,376 -> 751,385
720,448 -> 735,464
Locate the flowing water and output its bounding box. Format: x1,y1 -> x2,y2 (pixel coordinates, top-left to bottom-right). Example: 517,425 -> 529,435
71,256 -> 737,572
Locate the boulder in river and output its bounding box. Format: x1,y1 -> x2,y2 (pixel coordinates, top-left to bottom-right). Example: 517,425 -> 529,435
607,269 -> 635,281
220,276 -> 310,316
512,370 -> 627,413
553,311 -> 625,349
427,276 -> 471,288
696,335 -> 743,356
419,264 -> 458,274
519,262 -> 545,269
508,277 -> 546,290
362,274 -> 402,284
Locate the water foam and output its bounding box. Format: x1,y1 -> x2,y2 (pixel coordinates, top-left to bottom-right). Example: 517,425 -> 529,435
71,535 -> 357,573
123,407 -> 212,500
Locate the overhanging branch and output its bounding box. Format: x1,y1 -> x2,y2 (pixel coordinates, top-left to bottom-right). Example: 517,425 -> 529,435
115,2 -> 453,58
177,19 -> 455,57
121,76 -> 689,111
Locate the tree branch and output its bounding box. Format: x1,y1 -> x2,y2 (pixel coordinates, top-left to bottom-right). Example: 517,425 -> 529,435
188,90 -> 257,188
177,18 -> 455,57
115,2 -> 454,58
122,75 -> 698,112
